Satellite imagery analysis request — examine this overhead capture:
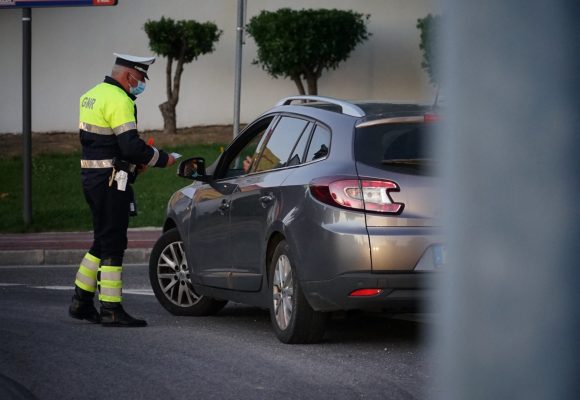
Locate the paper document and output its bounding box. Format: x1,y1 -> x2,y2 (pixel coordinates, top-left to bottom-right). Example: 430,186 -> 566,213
170,152 -> 182,159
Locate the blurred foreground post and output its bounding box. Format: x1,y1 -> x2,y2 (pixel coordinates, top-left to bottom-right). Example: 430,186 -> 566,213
437,1 -> 580,399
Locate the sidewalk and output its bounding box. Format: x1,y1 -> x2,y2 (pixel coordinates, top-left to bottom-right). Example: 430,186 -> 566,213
0,228 -> 162,266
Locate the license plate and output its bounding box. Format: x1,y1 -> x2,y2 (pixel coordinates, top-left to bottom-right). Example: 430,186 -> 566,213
433,244 -> 447,269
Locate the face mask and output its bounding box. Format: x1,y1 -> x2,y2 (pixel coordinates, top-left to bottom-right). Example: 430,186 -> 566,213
129,75 -> 146,96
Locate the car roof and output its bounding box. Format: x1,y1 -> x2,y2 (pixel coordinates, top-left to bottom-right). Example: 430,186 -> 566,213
272,96 -> 435,124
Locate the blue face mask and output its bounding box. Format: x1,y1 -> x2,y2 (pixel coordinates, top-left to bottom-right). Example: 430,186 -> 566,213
129,75 -> 146,96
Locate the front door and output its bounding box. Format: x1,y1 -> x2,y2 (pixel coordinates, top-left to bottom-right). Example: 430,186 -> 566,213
187,183 -> 232,288
189,116 -> 276,289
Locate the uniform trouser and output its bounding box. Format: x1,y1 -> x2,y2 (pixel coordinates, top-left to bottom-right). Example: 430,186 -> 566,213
84,180 -> 130,260
74,179 -> 130,303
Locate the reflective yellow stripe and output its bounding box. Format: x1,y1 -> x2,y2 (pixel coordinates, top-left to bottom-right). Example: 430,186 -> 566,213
80,120 -> 139,136
98,267 -> 122,287
99,294 -> 122,302
100,270 -> 121,281
79,265 -> 98,279
100,265 -> 122,273
148,147 -> 160,166
80,159 -> 136,172
98,265 -> 122,302
84,253 -> 101,264
80,254 -> 100,274
75,279 -> 96,293
99,287 -> 122,302
75,275 -> 96,290
100,279 -> 122,289
80,159 -> 113,168
79,121 -> 113,135
112,121 -> 137,135
74,253 -> 100,292
99,296 -> 122,302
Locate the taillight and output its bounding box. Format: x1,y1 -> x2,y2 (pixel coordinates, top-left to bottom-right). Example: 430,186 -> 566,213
309,178 -> 404,214
424,113 -> 440,123
349,288 -> 383,297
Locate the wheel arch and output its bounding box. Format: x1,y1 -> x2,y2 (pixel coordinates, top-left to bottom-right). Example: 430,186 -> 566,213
162,218 -> 177,233
161,219 -> 194,277
149,226 -> 227,316
265,231 -> 285,288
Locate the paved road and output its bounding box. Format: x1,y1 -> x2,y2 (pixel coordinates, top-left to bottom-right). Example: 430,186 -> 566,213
0,264 -> 436,400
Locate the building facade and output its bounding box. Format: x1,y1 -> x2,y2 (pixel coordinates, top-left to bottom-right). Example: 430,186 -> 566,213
0,0 -> 437,134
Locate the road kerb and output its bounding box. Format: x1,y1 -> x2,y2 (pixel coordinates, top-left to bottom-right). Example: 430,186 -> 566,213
0,248 -> 151,266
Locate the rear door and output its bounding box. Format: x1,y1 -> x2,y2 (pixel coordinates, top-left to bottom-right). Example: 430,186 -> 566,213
228,116 -> 313,291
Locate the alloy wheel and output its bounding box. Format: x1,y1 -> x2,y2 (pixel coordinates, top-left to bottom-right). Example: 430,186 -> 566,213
156,241 -> 201,307
272,254 -> 294,330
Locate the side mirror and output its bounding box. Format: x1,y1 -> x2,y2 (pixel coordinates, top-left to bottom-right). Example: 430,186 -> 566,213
177,157 -> 209,182
176,156 -> 239,195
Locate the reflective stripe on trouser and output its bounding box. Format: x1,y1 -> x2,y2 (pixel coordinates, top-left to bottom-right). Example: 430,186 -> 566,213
74,252 -> 101,293
98,265 -> 123,302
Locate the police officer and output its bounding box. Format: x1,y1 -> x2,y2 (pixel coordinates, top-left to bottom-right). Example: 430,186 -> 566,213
69,53 -> 175,327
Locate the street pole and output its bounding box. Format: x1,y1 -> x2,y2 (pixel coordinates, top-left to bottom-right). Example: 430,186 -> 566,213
22,8 -> 32,227
233,0 -> 246,139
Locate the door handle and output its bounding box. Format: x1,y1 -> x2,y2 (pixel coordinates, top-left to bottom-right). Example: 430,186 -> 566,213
218,200 -> 230,213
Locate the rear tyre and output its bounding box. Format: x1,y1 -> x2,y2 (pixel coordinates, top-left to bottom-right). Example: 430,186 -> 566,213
149,228 -> 227,316
269,240 -> 327,343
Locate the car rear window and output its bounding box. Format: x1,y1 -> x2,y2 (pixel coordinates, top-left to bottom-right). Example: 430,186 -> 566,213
305,125 -> 330,162
355,122 -> 437,175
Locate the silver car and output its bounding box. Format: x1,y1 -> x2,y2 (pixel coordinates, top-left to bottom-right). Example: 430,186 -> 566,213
149,96 -> 444,343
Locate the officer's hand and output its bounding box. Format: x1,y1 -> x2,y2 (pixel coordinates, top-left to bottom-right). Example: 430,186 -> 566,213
136,164 -> 148,174
242,156 -> 252,173
166,154 -> 176,167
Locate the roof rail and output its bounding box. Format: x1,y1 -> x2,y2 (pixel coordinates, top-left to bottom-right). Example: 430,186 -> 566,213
275,95 -> 366,118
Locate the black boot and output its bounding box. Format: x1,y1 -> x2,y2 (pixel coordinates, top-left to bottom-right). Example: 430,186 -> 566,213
100,303 -> 147,327
69,287 -> 100,323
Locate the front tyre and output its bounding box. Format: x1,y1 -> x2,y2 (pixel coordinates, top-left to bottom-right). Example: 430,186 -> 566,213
269,240 -> 327,343
149,228 -> 227,316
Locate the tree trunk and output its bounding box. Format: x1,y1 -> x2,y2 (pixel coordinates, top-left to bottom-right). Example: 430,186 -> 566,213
305,72 -> 318,96
291,74 -> 306,95
158,55 -> 187,135
159,101 -> 176,135
159,58 -> 177,134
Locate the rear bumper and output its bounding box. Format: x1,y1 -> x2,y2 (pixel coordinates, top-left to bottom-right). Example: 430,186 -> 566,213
301,272 -> 435,312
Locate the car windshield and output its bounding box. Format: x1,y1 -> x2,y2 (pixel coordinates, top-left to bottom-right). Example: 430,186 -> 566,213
355,122 -> 437,174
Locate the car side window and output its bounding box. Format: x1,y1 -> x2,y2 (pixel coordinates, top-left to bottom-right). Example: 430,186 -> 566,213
224,118 -> 273,178
287,122 -> 313,167
305,125 -> 331,162
254,117 -> 310,173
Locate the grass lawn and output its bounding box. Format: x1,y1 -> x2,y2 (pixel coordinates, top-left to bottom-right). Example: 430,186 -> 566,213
0,143 -> 224,233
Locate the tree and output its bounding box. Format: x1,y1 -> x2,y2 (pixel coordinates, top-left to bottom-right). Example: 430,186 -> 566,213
246,8 -> 370,96
416,14 -> 441,87
144,17 -> 222,134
